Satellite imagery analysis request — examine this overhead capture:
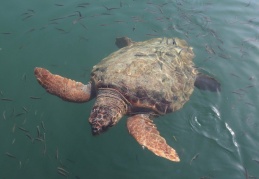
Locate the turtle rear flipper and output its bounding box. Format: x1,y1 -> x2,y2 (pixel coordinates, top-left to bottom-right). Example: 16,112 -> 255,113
194,74 -> 221,92
34,67 -> 93,102
115,37 -> 134,48
127,114 -> 180,162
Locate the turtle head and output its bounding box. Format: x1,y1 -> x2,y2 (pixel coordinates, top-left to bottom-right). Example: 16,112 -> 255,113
88,89 -> 128,135
89,106 -> 120,135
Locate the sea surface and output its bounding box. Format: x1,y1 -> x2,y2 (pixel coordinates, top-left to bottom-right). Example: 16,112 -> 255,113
1,0 -> 259,178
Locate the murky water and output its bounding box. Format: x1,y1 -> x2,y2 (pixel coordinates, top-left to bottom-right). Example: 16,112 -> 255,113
1,0 -> 259,178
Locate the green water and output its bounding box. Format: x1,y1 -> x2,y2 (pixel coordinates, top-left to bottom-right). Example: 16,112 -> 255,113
1,0 -> 259,178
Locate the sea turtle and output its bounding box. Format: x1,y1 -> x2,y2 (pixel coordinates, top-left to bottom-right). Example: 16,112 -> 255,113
34,37 -> 220,162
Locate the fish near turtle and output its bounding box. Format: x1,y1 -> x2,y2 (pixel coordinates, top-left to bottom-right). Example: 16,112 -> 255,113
34,37 -> 221,162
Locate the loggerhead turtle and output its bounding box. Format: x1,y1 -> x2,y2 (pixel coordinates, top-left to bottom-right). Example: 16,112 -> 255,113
34,37 -> 220,162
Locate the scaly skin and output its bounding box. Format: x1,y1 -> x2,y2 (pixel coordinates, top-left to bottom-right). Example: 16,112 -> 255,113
34,67 -> 92,102
127,114 -> 180,162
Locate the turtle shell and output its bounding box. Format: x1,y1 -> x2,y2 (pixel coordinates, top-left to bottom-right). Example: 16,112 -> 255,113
91,38 -> 197,115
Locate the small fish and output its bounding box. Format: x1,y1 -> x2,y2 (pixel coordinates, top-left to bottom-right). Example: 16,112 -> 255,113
230,73 -> 240,78
244,167 -> 249,179
102,5 -> 119,11
1,98 -> 13,101
205,44 -> 216,54
66,158 -> 75,164
22,14 -> 34,21
37,126 -> 41,137
15,112 -> 26,117
146,33 -> 158,37
79,36 -> 88,42
43,141 -> 47,155
158,6 -> 163,14
41,121 -> 46,130
231,91 -> 243,95
1,32 -> 12,35
11,107 -> 15,117
56,148 -> 59,160
101,12 -> 112,16
26,28 -> 36,33
245,102 -> 255,107
190,153 -> 200,165
77,5 -> 87,8
55,4 -> 64,6
79,22 -> 87,30
57,170 -> 68,177
18,126 -> 29,133
245,85 -> 254,88
23,117 -> 27,124
22,73 -> 27,81
22,106 -> 29,113
3,111 -> 6,120
5,152 -> 16,159
74,11 -> 82,17
27,9 -> 35,13
34,137 -> 44,142
245,1 -> 251,7
12,123 -> 16,133
12,138 -> 16,144
30,96 -> 41,99
59,159 -> 64,167
25,133 -> 34,142
252,159 -> 259,164
57,167 -> 69,175
218,53 -> 230,59
77,3 -> 90,6
55,28 -> 68,33
50,17 -> 67,21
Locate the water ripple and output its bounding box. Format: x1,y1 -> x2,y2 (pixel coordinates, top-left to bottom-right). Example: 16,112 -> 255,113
189,105 -> 240,154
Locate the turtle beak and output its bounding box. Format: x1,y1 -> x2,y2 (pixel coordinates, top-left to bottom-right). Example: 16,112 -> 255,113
88,106 -> 113,135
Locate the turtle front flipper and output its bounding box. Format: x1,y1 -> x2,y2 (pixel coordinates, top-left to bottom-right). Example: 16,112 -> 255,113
194,74 -> 221,92
127,114 -> 180,162
34,67 -> 93,102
